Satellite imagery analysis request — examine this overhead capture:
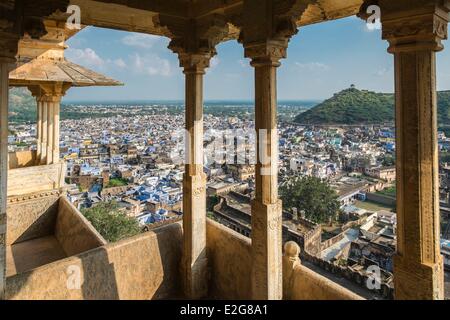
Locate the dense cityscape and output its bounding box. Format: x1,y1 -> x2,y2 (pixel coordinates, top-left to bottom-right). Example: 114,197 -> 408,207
7,100 -> 450,299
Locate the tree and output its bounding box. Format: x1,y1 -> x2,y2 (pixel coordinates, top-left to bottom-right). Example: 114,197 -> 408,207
280,176 -> 340,224
81,201 -> 141,242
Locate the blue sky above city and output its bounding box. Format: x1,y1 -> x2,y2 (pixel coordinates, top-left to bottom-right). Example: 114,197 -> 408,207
64,16 -> 450,102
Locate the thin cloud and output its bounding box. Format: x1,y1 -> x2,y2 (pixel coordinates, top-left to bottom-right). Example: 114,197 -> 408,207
66,48 -> 105,68
295,62 -> 330,71
373,67 -> 392,77
130,53 -> 172,77
122,33 -> 163,48
209,56 -> 220,70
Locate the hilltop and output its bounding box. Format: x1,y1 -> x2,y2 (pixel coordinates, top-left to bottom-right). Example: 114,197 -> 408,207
294,87 -> 450,125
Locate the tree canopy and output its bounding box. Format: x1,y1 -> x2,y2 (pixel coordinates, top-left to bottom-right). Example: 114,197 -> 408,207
81,201 -> 142,242
280,176 -> 340,224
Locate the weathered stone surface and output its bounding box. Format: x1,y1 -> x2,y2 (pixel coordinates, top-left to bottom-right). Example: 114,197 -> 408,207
55,197 -> 106,256
6,222 -> 183,300
7,163 -> 66,197
8,150 -> 37,169
6,192 -> 59,245
282,241 -> 363,300
206,219 -> 252,299
375,0 -> 450,300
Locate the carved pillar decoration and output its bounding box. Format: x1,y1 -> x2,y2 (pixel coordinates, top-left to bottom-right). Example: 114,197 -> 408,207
245,40 -> 286,300
162,13 -> 229,299
29,84 -> 68,166
240,0 -> 305,301
36,97 -> 43,162
41,96 -> 48,164
0,60 -> 11,301
379,1 -> 450,300
0,5 -> 20,298
170,45 -> 215,299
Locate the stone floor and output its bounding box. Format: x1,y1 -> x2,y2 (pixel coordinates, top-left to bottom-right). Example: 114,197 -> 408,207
6,235 -> 67,277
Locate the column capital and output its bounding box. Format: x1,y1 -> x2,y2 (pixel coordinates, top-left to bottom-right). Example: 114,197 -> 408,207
0,31 -> 19,63
28,83 -> 70,102
369,0 -> 450,53
161,14 -> 229,74
169,42 -> 216,74
244,40 -> 289,67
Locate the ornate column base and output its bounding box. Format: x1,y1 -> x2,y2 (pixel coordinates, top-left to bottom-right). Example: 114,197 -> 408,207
251,199 -> 283,300
394,255 -> 444,300
182,173 -> 208,299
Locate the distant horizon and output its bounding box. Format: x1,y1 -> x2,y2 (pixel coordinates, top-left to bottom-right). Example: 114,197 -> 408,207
61,98 -> 323,105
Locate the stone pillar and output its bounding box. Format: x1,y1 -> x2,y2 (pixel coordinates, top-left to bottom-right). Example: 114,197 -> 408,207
40,98 -> 48,165
46,98 -> 54,165
178,52 -> 213,299
245,41 -> 286,300
36,99 -> 43,162
0,60 -> 10,301
31,85 -> 66,165
381,3 -> 449,300
52,98 -> 61,164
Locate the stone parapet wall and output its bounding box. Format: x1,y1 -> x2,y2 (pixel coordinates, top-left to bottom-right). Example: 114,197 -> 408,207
7,162 -> 66,197
206,218 -> 252,299
6,222 -> 183,300
55,197 -> 106,256
8,151 -> 37,170
301,251 -> 394,299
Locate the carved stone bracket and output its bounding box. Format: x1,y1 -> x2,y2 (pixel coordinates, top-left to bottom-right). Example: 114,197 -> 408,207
359,0 -> 450,52
0,0 -> 70,61
156,13 -> 230,73
240,0 -> 312,66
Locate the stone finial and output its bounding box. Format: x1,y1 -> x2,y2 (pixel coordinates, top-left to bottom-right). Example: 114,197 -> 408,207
282,241 -> 301,299
284,241 -> 301,263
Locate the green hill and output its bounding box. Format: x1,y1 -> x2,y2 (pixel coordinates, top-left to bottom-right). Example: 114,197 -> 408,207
9,87 -> 37,123
295,87 -> 450,125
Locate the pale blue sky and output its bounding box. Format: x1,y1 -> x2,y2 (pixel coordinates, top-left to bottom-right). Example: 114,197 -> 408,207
64,16 -> 450,102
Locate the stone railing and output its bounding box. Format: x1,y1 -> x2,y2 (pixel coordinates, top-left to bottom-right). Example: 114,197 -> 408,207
301,250 -> 394,299
6,222 -> 183,300
8,150 -> 37,169
283,242 -> 364,300
6,216 -> 370,300
206,219 -> 365,300
7,162 -> 66,197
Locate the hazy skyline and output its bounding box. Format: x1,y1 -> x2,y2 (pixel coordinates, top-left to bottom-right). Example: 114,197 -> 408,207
64,16 -> 450,102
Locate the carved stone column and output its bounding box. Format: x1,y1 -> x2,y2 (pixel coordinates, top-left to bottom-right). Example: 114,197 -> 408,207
0,37 -> 19,302
244,40 -> 288,300
36,98 -> 43,162
30,84 -> 67,165
380,2 -> 450,300
40,96 -> 48,165
174,50 -> 214,299
46,96 -> 54,165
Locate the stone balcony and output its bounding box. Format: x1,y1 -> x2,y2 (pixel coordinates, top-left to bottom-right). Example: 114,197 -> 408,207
1,152 -> 366,300
5,217 -> 363,300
